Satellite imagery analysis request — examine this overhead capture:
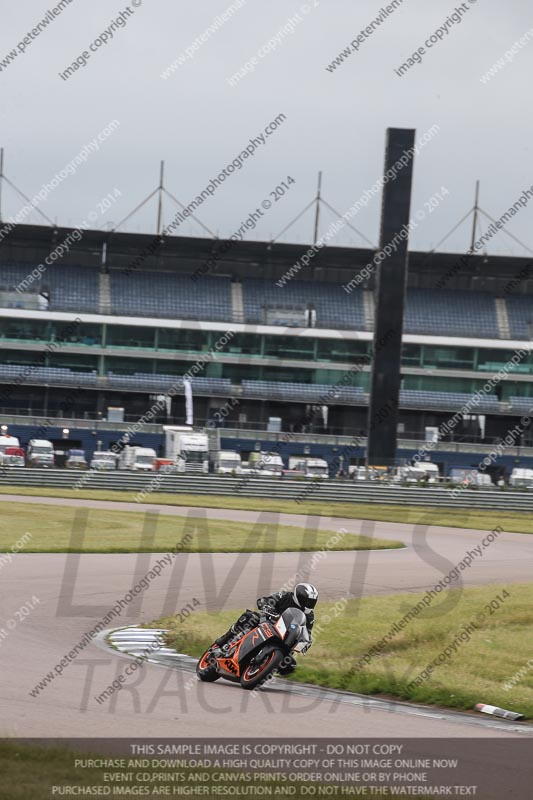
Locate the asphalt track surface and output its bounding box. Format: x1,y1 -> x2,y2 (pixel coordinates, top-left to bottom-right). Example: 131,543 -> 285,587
1,494 -> 532,744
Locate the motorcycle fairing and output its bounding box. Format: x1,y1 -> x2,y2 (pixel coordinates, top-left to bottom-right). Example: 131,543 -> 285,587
210,607 -> 308,679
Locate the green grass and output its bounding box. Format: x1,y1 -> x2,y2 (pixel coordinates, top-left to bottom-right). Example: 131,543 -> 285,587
0,501 -> 401,553
149,583 -> 533,719
0,740 -> 436,799
0,485 -> 530,533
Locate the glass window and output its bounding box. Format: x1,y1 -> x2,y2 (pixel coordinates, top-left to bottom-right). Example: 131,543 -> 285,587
106,325 -> 155,349
262,365 -> 314,383
225,332 -> 261,356
477,348 -> 532,374
157,328 -> 210,352
53,321 -> 101,346
263,335 -> 315,360
154,360 -> 190,376
0,319 -> 101,345
106,356 -> 155,375
403,375 -> 478,393
402,344 -> 421,367
316,338 -> 370,363
0,349 -> 43,366
422,346 -> 475,370
0,318 -> 49,341
49,352 -> 98,372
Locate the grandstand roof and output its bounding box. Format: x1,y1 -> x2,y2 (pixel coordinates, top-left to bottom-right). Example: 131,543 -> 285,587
1,223 -> 532,292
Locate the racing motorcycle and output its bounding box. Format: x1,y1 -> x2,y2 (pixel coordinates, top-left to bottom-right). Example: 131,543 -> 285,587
196,608 -> 310,690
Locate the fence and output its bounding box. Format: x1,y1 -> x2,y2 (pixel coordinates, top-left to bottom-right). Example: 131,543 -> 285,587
0,468 -> 532,511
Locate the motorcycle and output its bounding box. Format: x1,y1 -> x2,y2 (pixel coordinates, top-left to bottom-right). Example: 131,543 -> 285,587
196,608 -> 310,690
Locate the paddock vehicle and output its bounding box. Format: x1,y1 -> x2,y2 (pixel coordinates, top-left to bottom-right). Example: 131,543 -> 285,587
350,466 -> 383,481
118,446 -> 156,471
213,450 -> 242,474
196,608 -> 310,690
1,446 -> 25,467
289,457 -> 329,478
90,451 -> 118,470
154,458 -> 179,473
395,463 -> 440,483
248,451 -> 284,476
163,426 -> 209,474
26,439 -> 54,468
65,449 -> 87,469
449,468 -> 494,488
509,468 -> 533,489
0,435 -> 20,456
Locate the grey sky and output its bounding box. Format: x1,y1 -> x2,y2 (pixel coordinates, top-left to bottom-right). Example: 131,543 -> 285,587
1,0 -> 531,256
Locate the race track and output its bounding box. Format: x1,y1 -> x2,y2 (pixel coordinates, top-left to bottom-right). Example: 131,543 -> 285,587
1,494 -> 532,743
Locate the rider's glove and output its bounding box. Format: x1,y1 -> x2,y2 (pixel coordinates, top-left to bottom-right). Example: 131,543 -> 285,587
259,605 -> 277,621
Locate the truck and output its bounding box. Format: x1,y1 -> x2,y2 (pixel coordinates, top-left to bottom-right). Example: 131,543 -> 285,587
26,439 -> 55,468
0,435 -> 20,455
2,446 -> 25,467
154,458 -> 179,473
395,462 -> 440,483
65,449 -> 88,469
248,451 -> 284,476
449,468 -> 494,488
213,450 -> 242,475
90,451 -> 118,470
350,465 -> 388,481
163,426 -> 209,474
288,457 -> 329,479
118,446 -> 156,472
509,468 -> 533,489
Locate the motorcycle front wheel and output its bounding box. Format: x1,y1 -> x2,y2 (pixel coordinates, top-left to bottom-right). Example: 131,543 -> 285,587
196,646 -> 220,682
240,647 -> 284,690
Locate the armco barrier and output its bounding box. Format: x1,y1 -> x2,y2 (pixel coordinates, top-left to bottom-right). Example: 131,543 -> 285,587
0,468 -> 532,511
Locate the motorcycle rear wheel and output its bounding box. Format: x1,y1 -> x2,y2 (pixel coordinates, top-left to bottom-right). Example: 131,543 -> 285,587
240,647 -> 284,690
196,646 -> 220,682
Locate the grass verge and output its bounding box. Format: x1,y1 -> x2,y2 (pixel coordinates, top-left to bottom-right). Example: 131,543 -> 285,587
0,485 -> 530,533
0,501 -> 401,553
149,583 -> 533,719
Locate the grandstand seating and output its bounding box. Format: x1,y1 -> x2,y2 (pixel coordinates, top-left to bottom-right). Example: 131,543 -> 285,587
0,262 -> 99,313
240,384 -> 501,412
241,380 -> 367,404
106,372 -> 232,394
404,289 -> 498,339
241,278 -> 366,329
400,389 -> 500,412
0,363 -> 505,413
508,396 -> 533,412
48,265 -> 99,312
108,270 -> 232,321
2,261 -> 530,343
0,264 -> 34,302
0,364 -> 98,386
506,297 -> 533,340
0,364 -> 232,395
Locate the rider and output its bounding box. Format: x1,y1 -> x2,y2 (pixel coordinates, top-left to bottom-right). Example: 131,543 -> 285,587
211,583 -> 319,673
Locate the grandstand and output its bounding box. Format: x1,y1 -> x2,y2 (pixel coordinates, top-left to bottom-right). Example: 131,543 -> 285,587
1,222 -> 533,473
109,270 -> 232,321
3,258 -> 532,340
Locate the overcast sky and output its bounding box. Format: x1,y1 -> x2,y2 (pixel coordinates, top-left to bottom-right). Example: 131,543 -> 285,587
1,0 -> 531,256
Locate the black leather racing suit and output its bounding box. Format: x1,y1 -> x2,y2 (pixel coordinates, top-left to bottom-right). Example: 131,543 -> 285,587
214,590 -> 314,674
